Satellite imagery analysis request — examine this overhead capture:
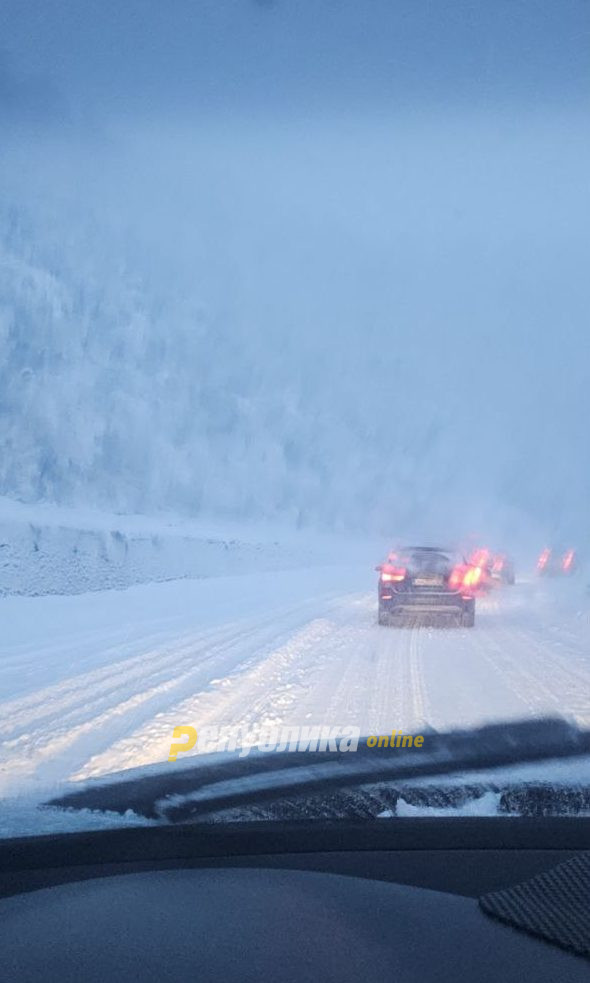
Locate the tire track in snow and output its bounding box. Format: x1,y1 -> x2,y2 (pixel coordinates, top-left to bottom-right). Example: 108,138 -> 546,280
74,617 -> 341,780
407,626 -> 430,729
0,592 -> 351,740
491,624 -> 590,727
2,579 -> 588,797
470,627 -> 572,721
0,596 -> 354,790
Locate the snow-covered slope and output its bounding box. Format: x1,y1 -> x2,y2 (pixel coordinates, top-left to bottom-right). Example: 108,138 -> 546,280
0,496 -> 358,597
1,113 -> 589,542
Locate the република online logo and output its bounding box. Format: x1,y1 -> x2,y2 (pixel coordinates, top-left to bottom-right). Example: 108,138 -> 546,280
168,725 -> 425,761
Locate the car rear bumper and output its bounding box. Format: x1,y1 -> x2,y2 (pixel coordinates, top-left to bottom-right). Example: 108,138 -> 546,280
379,590 -> 469,614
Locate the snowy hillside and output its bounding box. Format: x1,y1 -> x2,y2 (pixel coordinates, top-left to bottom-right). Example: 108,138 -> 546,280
1,115 -> 589,543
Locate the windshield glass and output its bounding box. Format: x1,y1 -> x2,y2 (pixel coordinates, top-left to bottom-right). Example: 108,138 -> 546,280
1,1 -> 589,836
403,551 -> 455,572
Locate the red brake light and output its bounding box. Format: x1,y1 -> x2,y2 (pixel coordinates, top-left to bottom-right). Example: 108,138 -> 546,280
381,567 -> 406,583
449,566 -> 464,589
537,548 -> 550,569
463,566 -> 482,588
450,564 -> 482,592
562,550 -> 575,570
470,548 -> 490,568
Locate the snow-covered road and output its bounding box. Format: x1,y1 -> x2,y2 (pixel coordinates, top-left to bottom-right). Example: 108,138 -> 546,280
0,568 -> 589,802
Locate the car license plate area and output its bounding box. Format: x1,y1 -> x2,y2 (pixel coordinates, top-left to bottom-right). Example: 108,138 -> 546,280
413,575 -> 444,587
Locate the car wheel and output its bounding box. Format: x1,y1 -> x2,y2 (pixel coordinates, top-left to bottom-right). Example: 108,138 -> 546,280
461,608 -> 475,628
461,601 -> 475,628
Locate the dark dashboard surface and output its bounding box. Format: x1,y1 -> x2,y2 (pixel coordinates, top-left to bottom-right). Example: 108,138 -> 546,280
0,818 -> 589,980
0,864 -> 587,982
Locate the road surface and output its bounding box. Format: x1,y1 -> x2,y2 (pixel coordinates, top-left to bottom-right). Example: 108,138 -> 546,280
1,566 -> 589,814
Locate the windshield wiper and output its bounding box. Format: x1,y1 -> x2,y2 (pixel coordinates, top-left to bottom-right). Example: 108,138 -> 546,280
49,717 -> 590,821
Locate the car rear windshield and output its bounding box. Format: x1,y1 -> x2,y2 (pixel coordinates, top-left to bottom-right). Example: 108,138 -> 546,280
406,551 -> 454,573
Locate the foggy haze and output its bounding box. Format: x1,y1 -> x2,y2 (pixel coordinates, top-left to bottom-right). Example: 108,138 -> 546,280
1,0 -> 589,544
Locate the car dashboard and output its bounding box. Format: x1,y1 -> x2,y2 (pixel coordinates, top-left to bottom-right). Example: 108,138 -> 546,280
0,817 -> 588,981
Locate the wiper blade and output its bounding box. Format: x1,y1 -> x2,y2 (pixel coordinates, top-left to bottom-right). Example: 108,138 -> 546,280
49,717 -> 590,821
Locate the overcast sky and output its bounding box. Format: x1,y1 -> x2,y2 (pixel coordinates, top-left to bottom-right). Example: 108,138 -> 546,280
1,1 -> 589,121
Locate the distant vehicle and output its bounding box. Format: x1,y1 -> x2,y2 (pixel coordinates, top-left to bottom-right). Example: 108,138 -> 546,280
466,548 -> 494,593
376,546 -> 478,627
466,547 -> 515,588
537,547 -> 577,577
490,552 -> 516,585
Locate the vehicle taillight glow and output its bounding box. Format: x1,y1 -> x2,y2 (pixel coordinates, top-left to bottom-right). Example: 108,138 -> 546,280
450,564 -> 482,592
537,548 -> 550,569
449,566 -> 464,590
463,566 -> 482,588
470,548 -> 490,568
562,550 -> 575,570
381,568 -> 406,582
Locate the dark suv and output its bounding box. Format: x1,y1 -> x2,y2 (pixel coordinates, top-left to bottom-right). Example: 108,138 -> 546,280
376,546 -> 478,627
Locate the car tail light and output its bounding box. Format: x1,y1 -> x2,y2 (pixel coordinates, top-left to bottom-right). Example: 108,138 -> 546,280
562,550 -> 575,571
537,548 -> 550,569
470,548 -> 490,568
449,566 -> 465,590
381,567 -> 406,583
463,566 -> 483,588
450,564 -> 482,592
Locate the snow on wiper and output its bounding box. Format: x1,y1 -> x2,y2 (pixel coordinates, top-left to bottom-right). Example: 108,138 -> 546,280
48,717 -> 590,822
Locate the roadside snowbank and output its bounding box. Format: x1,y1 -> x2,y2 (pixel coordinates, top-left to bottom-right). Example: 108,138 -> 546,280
0,496 -> 368,598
